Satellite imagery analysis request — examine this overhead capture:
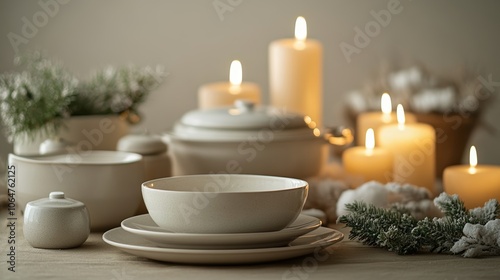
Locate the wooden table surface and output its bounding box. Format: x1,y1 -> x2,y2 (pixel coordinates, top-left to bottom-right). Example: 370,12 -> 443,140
1,205 -> 499,280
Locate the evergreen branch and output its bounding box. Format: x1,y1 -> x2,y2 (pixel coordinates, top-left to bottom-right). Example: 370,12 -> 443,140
338,193 -> 500,257
338,201 -> 419,254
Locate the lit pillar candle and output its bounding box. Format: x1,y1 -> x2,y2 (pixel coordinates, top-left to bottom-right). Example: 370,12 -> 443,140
343,128 -> 393,188
378,105 -> 436,194
269,16 -> 322,127
198,60 -> 261,109
357,93 -> 416,146
444,146 -> 500,209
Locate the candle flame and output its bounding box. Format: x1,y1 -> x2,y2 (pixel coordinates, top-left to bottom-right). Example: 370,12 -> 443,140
397,104 -> 405,129
365,128 -> 375,151
469,145 -> 477,174
381,93 -> 392,115
229,60 -> 242,86
295,16 -> 307,41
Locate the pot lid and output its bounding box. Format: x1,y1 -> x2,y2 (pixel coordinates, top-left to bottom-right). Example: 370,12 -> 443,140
171,100 -> 318,142
117,133 -> 167,155
180,100 -> 308,130
27,192 -> 86,209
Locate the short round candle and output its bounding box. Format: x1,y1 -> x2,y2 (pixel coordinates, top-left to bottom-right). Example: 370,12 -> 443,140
198,60 -> 261,109
378,105 -> 436,194
443,146 -> 500,209
357,93 -> 416,146
343,128 -> 393,188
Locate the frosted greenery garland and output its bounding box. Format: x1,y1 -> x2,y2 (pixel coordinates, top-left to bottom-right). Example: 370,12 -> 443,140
338,193 -> 500,257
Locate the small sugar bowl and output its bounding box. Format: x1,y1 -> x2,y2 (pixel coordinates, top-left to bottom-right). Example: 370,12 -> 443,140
23,191 -> 90,249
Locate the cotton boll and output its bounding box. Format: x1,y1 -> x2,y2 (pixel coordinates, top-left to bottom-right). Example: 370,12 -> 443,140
336,181 -> 389,217
399,199 -> 443,220
386,182 -> 431,204
406,67 -> 423,86
388,67 -> 423,91
410,87 -> 456,113
389,70 -> 410,91
338,181 -> 437,219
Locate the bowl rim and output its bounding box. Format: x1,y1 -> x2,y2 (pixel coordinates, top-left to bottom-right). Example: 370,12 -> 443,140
142,174 -> 308,195
9,150 -> 143,166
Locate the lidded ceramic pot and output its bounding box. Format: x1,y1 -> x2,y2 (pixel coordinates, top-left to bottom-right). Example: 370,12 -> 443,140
23,191 -> 90,249
165,100 -> 353,178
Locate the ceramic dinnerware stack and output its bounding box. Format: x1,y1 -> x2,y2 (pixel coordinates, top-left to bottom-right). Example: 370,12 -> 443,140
102,174 -> 344,264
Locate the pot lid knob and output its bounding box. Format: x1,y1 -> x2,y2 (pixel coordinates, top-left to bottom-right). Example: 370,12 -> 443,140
234,100 -> 255,112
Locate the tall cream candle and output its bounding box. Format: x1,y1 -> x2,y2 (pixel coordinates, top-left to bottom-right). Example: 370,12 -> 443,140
357,93 -> 416,146
444,146 -> 500,209
378,105 -> 436,194
269,16 -> 322,127
198,60 -> 261,109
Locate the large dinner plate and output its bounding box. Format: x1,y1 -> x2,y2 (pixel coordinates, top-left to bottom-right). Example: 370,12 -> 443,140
121,214 -> 321,249
102,226 -> 343,265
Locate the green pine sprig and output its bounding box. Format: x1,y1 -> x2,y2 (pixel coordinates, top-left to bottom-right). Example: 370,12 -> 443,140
338,193 -> 500,256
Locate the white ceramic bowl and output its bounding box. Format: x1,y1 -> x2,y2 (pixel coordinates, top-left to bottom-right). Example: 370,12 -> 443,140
9,151 -> 144,230
142,174 -> 308,233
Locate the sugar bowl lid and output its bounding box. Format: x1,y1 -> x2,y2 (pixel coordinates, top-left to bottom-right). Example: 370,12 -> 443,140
27,191 -> 86,209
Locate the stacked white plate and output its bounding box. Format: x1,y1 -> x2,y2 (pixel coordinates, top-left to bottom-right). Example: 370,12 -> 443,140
102,214 -> 344,265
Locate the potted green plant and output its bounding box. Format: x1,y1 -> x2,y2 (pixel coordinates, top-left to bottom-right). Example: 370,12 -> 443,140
0,52 -> 166,155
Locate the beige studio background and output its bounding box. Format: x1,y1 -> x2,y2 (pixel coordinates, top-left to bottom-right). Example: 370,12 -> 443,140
1,0 -> 499,166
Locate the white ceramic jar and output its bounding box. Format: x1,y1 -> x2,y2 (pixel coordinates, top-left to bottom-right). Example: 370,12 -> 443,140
23,191 -> 90,249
